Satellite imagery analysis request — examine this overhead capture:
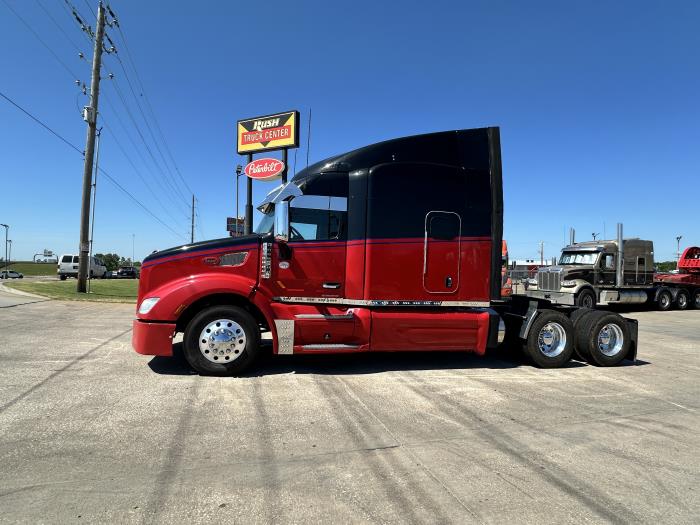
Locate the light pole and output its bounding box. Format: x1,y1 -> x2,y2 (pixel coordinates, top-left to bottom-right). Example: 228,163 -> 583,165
0,224 -> 8,272
235,164 -> 242,237
132,233 -> 135,263
592,232 -> 599,240
676,235 -> 683,270
7,240 -> 11,267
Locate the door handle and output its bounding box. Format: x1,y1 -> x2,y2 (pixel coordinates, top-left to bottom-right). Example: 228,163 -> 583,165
322,282 -> 341,289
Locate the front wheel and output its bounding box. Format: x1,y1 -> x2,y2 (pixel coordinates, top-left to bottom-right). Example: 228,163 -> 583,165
525,310 -> 575,368
576,289 -> 596,309
183,305 -> 261,376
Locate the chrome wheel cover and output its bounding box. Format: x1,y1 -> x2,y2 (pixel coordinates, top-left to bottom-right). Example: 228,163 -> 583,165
678,293 -> 687,308
597,323 -> 624,357
660,294 -> 670,308
537,322 -> 567,357
198,319 -> 246,364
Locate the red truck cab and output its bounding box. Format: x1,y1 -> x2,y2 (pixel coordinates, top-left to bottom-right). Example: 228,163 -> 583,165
133,127 -> 637,374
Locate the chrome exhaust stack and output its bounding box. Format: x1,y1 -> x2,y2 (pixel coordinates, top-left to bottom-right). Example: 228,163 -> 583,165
616,223 -> 624,287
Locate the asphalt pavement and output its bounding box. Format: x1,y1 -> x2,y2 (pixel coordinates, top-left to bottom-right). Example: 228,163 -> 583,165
0,288 -> 698,523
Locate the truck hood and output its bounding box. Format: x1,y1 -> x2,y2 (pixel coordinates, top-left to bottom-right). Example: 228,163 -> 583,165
138,235 -> 264,306
539,264 -> 594,280
143,234 -> 262,266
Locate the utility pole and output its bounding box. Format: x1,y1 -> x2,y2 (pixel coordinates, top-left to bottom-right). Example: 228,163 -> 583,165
539,241 -> 544,266
191,194 -> 195,244
235,165 -> 242,237
77,2 -> 106,293
132,233 -> 135,262
87,128 -> 102,293
0,224 -> 8,272
244,153 -> 253,235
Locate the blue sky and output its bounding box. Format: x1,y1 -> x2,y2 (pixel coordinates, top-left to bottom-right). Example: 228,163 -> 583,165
0,0 -> 698,262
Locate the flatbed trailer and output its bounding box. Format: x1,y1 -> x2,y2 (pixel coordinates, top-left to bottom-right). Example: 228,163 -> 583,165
654,247 -> 700,310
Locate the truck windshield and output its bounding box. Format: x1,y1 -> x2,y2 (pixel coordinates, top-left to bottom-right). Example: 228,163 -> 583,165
559,251 -> 598,265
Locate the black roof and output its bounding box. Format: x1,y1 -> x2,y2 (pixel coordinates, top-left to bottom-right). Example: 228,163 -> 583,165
291,127 -> 494,187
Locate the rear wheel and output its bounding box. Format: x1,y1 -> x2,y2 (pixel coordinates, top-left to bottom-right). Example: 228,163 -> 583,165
571,308 -> 600,360
183,305 -> 261,376
656,289 -> 672,311
578,312 -> 630,366
576,289 -> 596,309
525,310 -> 574,368
59,274 -> 67,281
675,289 -> 689,310
692,289 -> 700,310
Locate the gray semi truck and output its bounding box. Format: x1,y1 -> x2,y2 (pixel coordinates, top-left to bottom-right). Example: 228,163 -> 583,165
527,224 -> 692,310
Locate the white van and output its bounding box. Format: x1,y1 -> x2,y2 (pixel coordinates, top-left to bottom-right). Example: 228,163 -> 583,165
57,254 -> 107,280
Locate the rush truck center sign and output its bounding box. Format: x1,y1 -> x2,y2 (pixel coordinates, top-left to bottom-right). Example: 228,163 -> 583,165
237,110 -> 299,154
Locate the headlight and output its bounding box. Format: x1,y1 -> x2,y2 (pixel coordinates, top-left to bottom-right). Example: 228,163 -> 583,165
138,297 -> 160,314
561,280 -> 577,287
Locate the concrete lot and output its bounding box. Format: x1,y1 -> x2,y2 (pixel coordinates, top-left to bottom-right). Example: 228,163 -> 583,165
0,288 -> 698,524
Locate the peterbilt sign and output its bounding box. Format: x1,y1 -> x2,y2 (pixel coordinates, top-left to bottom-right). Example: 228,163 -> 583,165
237,110 -> 299,154
244,158 -> 285,180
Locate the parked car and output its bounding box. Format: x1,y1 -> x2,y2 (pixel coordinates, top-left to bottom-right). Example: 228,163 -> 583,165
0,270 -> 23,279
57,254 -> 108,280
117,266 -> 139,279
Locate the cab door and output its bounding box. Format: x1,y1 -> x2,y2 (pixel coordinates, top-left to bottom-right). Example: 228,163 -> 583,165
265,195 -> 348,298
423,211 -> 461,293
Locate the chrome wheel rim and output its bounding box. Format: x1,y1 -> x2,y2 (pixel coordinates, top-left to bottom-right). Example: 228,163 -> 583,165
537,322 -> 567,357
660,294 -> 670,308
198,319 -> 246,364
695,293 -> 700,308
597,324 -> 624,357
678,294 -> 687,308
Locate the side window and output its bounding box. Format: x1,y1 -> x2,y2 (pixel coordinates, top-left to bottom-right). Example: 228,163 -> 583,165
72,256 -> 80,263
637,257 -> 645,268
427,212 -> 460,240
289,195 -> 347,241
603,254 -> 614,270
61,255 -> 71,263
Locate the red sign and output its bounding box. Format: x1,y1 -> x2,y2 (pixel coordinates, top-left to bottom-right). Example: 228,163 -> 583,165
244,158 -> 285,180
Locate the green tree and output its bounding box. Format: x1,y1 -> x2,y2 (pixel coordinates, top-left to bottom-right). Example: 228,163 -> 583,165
656,261 -> 677,272
95,253 -> 121,272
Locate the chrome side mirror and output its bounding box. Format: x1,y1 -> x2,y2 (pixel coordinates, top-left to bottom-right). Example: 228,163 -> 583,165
274,201 -> 290,243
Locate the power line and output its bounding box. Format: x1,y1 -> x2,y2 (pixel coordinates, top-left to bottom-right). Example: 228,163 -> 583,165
0,90 -> 83,155
112,21 -> 194,196
2,0 -> 81,80
100,90 -> 191,217
0,89 -> 186,240
107,78 -> 190,210
35,0 -> 87,55
110,52 -> 190,203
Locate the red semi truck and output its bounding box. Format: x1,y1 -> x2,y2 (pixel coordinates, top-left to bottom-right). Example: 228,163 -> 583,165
132,127 -> 638,375
655,246 -> 700,309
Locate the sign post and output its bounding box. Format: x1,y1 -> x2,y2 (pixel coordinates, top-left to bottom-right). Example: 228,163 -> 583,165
236,110 -> 300,235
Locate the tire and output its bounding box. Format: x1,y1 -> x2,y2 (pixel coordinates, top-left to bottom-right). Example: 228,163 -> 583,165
575,289 -> 596,309
60,274 -> 67,281
571,308 -> 600,360
675,289 -> 689,310
578,312 -> 630,366
525,310 -> 575,368
656,289 -> 672,311
691,289 -> 700,310
183,305 -> 261,376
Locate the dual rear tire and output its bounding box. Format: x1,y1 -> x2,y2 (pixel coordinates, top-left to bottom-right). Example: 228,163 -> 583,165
523,308 -> 630,368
